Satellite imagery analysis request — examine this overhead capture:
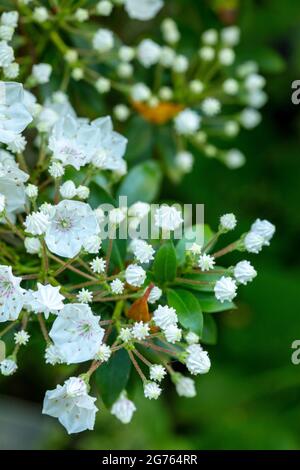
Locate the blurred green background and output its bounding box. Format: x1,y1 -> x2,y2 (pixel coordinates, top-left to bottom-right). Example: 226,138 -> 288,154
1,0 -> 300,450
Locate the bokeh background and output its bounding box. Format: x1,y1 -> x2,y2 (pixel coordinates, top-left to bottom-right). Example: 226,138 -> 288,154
1,0 -> 300,450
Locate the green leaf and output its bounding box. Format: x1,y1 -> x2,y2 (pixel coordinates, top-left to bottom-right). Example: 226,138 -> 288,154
176,224 -> 214,265
95,349 -> 131,408
174,269 -> 224,292
167,288 -> 203,336
125,116 -> 154,161
102,235 -> 127,271
201,314 -> 217,345
153,241 -> 177,285
88,182 -> 115,209
117,161 -> 162,206
193,292 -> 236,313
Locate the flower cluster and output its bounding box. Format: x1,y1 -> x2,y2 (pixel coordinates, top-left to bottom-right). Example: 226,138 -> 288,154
0,3 -> 275,436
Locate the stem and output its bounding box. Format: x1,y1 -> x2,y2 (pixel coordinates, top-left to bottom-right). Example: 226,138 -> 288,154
203,230 -> 221,253
4,216 -> 25,240
37,313 -> 51,344
0,320 -> 19,339
139,341 -> 178,357
48,253 -> 97,281
105,238 -> 113,273
133,349 -> 152,367
128,350 -> 146,382
212,241 -> 239,259
174,277 -> 211,285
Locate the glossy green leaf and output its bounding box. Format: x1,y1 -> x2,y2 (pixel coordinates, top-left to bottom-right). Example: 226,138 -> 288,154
193,292 -> 236,313
117,161 -> 162,206
167,288 -> 203,336
95,349 -> 131,408
153,241 -> 177,285
201,314 -> 217,345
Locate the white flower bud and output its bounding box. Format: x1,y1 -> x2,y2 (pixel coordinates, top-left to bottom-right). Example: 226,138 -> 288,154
93,28 -> 114,53
95,77 -> 111,93
24,237 -> 42,254
234,260 -> 257,285
150,365 -> 166,382
96,1 -> 113,16
214,276 -> 237,302
59,180 -> 77,199
0,358 -> 17,376
244,231 -> 264,254
74,8 -> 89,22
144,381 -> 162,400
33,7 -> 49,23
114,104 -> 130,121
131,83 -> 151,102
220,213 -> 237,231
125,264 -> 146,287
32,63 -> 52,84
111,392 -> 136,424
186,344 -> 211,375
24,211 -> 49,236
175,375 -> 196,397
76,185 -> 90,200
25,184 -> 38,199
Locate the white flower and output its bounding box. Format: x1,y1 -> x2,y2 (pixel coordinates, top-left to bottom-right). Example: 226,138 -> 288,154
124,0 -> 163,20
239,108 -> 261,129
25,184 -> 38,199
94,207 -> 105,224
244,231 -> 265,254
32,63 -> 52,84
95,77 -> 111,93
214,276 -> 237,303
153,305 -> 178,330
202,29 -> 218,45
221,26 -> 240,46
125,264 -> 146,287
131,83 -> 151,102
0,82 -> 32,145
24,237 -> 41,255
24,211 -> 49,236
111,392 -> 136,424
74,8 -> 89,22
14,330 -> 30,345
149,364 -> 166,382
0,25 -> 14,42
111,278 -> 125,295
0,193 -> 5,212
119,327 -> 133,343
131,321 -> 150,340
174,109 -> 201,135
45,200 -> 100,258
224,149 -> 246,169
49,161 -> 65,178
219,48 -> 235,66
234,260 -> 257,285
128,202 -> 150,220
95,344 -> 111,362
40,202 -> 56,218
173,55 -> 189,73
0,265 -> 25,322
186,331 -> 199,345
82,235 -> 102,254
3,62 -> 19,79
175,375 -> 196,398
132,240 -> 155,264
155,205 -> 183,231
77,289 -> 93,304
45,344 -> 64,365
164,324 -> 182,343
202,98 -> 221,116
114,104 -> 130,122
251,219 -> 275,245
42,377 -> 98,434
7,134 -> 27,153
49,304 -> 104,364
144,381 -> 162,400
148,286 -> 162,304
91,116 -> 127,172
188,243 -> 202,255
90,257 -> 106,274
220,213 -> 237,231
175,151 -> 194,173
76,185 -> 89,200
1,11 -> 19,28
0,358 -> 17,376
109,208 -> 126,225
0,41 -> 14,67
137,39 -> 161,68
96,1 -> 114,16
198,254 -> 215,271
186,344 -> 211,375
27,283 -> 65,319
33,7 -> 48,23
93,28 -> 114,53
59,180 -> 77,199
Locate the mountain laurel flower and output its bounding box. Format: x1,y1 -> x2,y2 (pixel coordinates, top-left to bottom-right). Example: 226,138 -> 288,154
198,254 -> 215,271
45,344 -> 64,366
48,161 -> 65,178
174,109 -> 201,135
124,0 -> 163,21
131,83 -> 151,102
26,283 -> 65,319
110,278 -> 125,295
244,231 -> 265,254
95,344 -> 111,362
59,180 -> 77,199
164,324 -> 182,343
119,327 -> 133,343
111,392 -> 136,424
137,39 -> 161,68
90,257 -> 106,274
144,381 -> 162,400
175,375 -> 196,398
201,98 -> 221,116
214,276 -> 237,303
49,304 -> 104,364
24,211 -> 49,235
42,377 -> 98,434
0,265 -> 25,322
32,63 -> 52,84
77,288 -> 93,304
0,358 -> 17,376
25,184 -> 38,199
14,330 -> 30,346
132,239 -> 155,264
154,205 -> 183,231
251,219 -> 275,245
93,28 -> 114,53
186,344 -> 211,375
131,321 -> 150,340
24,237 -> 41,254
82,235 -> 102,254
153,305 -> 178,330
149,364 -> 166,382
0,193 -> 6,213
0,82 -> 32,145
220,213 -> 237,231
148,286 -> 162,304
234,260 -> 257,285
0,41 -> 14,67
185,331 -> 200,345
125,264 -> 146,287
